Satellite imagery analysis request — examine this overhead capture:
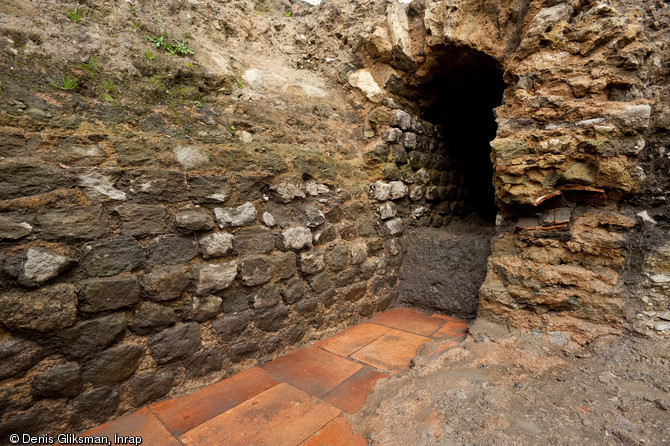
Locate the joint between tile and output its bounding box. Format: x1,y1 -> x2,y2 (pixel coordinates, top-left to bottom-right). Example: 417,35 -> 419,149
147,406 -> 185,446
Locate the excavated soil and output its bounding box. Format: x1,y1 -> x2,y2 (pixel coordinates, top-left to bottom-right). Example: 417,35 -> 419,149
352,319 -> 670,445
1,0 -> 669,442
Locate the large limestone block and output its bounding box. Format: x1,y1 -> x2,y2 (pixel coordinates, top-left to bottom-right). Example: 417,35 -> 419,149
424,0 -> 460,46
214,202 -> 257,228
366,26 -> 393,61
191,261 -> 237,295
387,2 -> 411,55
348,70 -> 384,103
527,4 -> 574,37
279,227 -> 312,251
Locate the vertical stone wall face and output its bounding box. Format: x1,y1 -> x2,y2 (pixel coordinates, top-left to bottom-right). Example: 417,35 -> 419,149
366,109 -> 471,226
0,135 -> 400,435
478,1 -> 660,342
351,0 -> 669,342
1,0 -> 669,437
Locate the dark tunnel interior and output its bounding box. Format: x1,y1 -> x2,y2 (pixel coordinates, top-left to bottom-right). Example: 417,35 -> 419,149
422,46 -> 506,222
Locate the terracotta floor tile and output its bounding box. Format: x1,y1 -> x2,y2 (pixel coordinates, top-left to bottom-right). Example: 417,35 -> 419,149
180,382 -> 341,446
300,416 -> 367,446
425,339 -> 457,359
432,313 -> 466,323
369,308 -> 446,336
351,329 -> 431,374
316,322 -> 391,357
322,366 -> 389,413
432,320 -> 469,339
261,346 -> 362,397
70,407 -> 180,446
150,367 -> 279,436
80,308 -> 469,445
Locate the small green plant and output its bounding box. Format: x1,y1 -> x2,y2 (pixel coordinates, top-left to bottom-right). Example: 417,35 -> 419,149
101,80 -> 115,101
285,11 -> 292,17
131,20 -> 140,30
194,100 -> 202,108
51,75 -> 78,91
147,19 -> 168,49
166,34 -> 194,55
129,5 -> 136,12
236,80 -> 243,89
230,125 -> 235,131
147,21 -> 194,56
147,33 -> 167,48
67,5 -> 87,23
77,60 -> 99,78
144,49 -> 156,60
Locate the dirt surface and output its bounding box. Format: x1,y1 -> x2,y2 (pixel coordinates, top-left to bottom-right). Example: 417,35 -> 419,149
1,0 -> 669,442
351,318 -> 670,445
0,0 -> 382,158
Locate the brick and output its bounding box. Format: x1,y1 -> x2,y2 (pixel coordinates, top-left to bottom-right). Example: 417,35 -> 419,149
350,329 -> 430,374
322,366 -> 389,413
369,307 -> 446,336
261,346 -> 361,397
317,322 -> 391,357
83,407 -> 180,446
151,367 -> 279,436
180,383 -> 340,446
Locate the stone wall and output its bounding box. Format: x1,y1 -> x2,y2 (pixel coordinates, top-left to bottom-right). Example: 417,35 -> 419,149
0,85 -> 487,437
363,108 -> 495,318
1,0 -> 669,437
0,131 -> 401,435
0,0 -> 421,434
347,0 -> 670,343
366,109 -> 473,223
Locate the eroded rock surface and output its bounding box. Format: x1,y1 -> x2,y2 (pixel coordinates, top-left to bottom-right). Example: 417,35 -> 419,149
352,319 -> 670,445
0,0 -> 668,439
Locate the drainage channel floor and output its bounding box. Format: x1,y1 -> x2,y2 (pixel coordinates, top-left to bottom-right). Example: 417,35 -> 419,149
71,308 -> 468,446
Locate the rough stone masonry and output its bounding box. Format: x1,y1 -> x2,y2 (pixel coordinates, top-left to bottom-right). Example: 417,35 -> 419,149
0,0 -> 668,439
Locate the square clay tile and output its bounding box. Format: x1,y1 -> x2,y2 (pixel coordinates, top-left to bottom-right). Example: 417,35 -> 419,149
322,366 -> 389,413
150,367 -> 279,436
424,339 -> 457,359
261,346 -> 362,397
76,407 -> 181,446
432,313 -> 466,323
300,415 -> 367,446
432,319 -> 469,339
369,308 -> 446,336
180,382 -> 341,446
351,329 -> 431,374
316,322 -> 391,357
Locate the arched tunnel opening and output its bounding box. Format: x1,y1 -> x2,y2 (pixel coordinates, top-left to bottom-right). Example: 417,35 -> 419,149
422,47 -> 506,223
396,46 -> 506,319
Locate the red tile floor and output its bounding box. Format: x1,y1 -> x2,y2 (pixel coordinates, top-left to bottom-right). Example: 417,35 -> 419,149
74,308 -> 469,446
